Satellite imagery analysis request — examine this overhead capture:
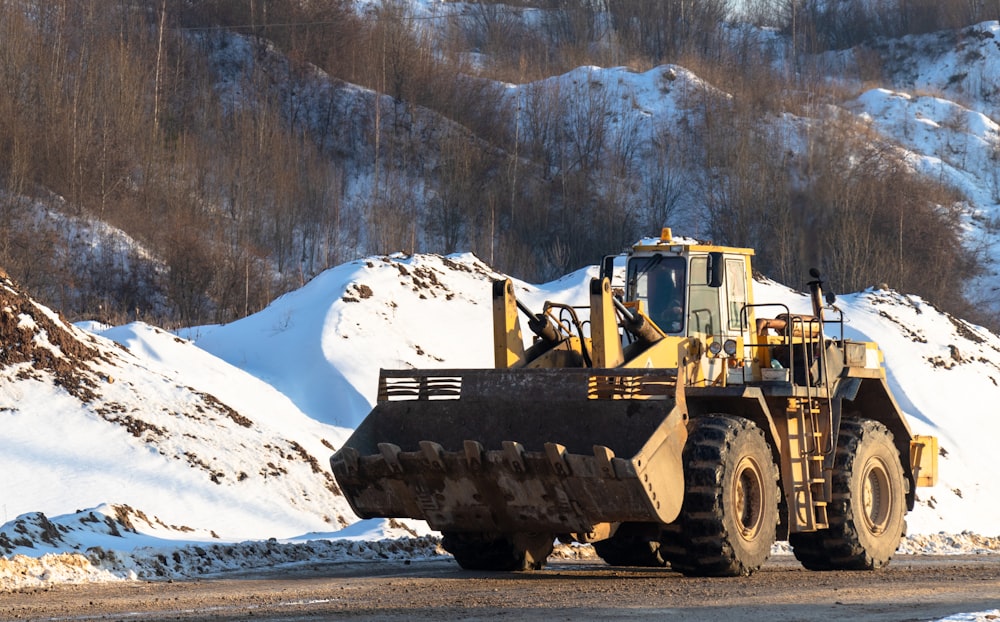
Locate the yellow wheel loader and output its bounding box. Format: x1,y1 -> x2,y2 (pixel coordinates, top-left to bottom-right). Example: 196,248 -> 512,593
330,229 -> 938,576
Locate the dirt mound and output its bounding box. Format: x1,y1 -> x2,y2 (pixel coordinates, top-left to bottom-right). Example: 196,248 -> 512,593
0,274 -> 352,534
0,505 -> 212,558
0,275 -> 112,401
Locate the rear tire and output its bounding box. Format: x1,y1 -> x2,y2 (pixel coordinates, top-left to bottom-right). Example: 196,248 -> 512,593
663,415 -> 779,577
593,523 -> 667,567
441,532 -> 552,571
790,418 -> 907,571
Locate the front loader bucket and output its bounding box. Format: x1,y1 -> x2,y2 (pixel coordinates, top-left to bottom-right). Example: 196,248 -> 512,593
331,367 -> 688,536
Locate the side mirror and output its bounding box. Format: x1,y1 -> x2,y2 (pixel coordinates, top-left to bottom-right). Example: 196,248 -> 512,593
708,251 -> 724,288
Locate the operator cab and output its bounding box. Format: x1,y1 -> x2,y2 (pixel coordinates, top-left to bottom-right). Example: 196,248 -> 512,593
607,229 -> 756,384
621,236 -> 751,347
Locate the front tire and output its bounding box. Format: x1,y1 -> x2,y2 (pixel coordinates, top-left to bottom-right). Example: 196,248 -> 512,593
664,415 -> 779,577
790,418 -> 907,570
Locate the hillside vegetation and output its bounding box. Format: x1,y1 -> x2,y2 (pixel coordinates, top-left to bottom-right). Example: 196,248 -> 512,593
0,0 -> 996,328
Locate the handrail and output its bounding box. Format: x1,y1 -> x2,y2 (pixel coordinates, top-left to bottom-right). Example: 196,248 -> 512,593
742,304 -> 838,457
741,303 -> 794,382
542,302 -> 592,367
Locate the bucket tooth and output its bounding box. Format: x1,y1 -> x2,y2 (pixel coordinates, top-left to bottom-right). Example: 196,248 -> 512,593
544,442 -> 570,476
377,442 -> 403,474
463,440 -> 484,469
338,447 -> 360,475
502,440 -> 526,473
420,440 -> 446,470
593,445 -> 616,478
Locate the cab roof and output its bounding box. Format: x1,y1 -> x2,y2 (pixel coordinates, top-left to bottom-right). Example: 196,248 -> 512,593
630,228 -> 755,257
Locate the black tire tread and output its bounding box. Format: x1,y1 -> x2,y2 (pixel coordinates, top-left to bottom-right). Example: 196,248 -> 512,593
790,418 -> 907,571
663,415 -> 779,577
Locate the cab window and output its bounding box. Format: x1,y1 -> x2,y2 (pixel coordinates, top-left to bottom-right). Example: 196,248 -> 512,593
688,256 -> 721,339
726,258 -> 748,331
627,256 -> 686,334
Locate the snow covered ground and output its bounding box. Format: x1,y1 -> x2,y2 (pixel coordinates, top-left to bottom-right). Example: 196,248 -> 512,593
0,511 -> 443,591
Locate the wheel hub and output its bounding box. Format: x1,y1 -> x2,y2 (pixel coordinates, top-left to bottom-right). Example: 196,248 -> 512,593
733,456 -> 765,541
861,457 -> 892,535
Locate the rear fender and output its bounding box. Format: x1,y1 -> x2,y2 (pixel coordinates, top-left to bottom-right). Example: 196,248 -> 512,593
836,376 -> 919,508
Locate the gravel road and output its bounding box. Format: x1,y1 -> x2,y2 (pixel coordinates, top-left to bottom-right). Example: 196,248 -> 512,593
3,555 -> 998,621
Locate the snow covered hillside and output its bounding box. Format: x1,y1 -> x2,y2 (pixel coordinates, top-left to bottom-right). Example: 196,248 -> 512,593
816,21 -> 1000,310
2,251 -> 1000,590
0,272 -> 356,545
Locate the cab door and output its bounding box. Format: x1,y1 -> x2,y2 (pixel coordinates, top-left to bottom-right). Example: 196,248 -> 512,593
722,256 -> 750,344
689,253 -> 752,384
720,255 -> 754,383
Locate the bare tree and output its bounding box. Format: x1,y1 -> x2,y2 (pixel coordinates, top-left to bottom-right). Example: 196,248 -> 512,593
642,122 -> 690,232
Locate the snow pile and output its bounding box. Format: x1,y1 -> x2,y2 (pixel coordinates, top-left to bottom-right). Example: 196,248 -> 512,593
0,506 -> 221,559
0,505 -> 443,590
0,537 -> 445,592
93,536 -> 443,580
0,553 -> 126,591
899,532 -> 1000,555
186,252 -> 531,429
0,273 -> 355,543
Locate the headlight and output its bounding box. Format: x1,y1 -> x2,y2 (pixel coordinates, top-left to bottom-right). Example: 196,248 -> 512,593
708,341 -> 723,356
723,339 -> 738,356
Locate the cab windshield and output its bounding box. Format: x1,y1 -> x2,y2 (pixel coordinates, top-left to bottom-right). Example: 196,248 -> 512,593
627,255 -> 687,334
